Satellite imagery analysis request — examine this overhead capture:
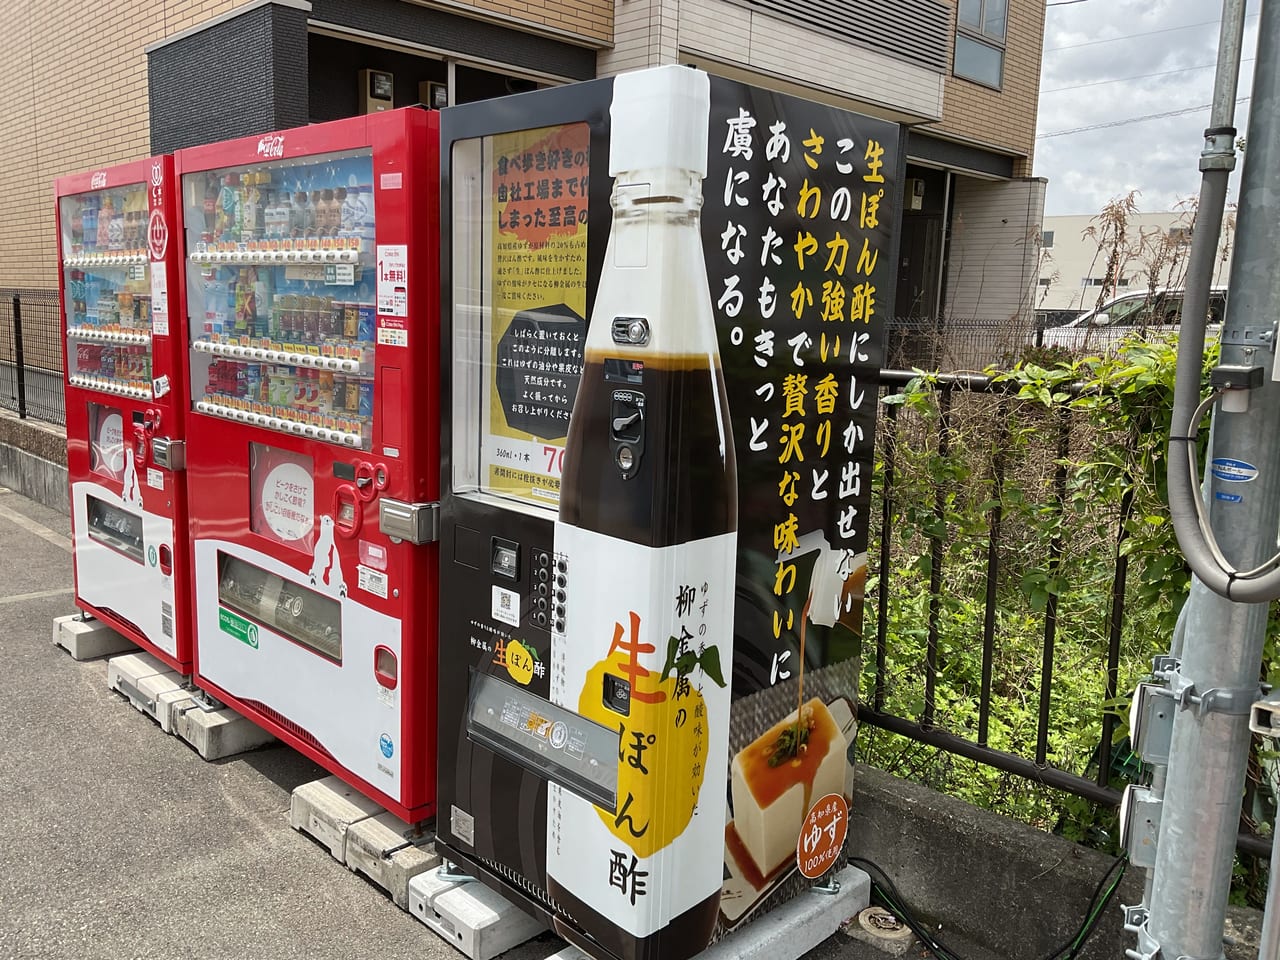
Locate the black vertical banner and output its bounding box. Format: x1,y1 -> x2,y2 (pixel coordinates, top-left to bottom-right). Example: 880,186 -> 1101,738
704,78 -> 896,929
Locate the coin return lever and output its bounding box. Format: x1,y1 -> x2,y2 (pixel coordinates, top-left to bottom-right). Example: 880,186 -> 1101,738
609,389 -> 645,478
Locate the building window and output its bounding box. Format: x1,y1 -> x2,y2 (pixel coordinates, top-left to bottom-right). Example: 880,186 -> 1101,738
1037,278 -> 1051,286
954,0 -> 1006,89
1083,278 -> 1130,287
1042,230 -> 1054,249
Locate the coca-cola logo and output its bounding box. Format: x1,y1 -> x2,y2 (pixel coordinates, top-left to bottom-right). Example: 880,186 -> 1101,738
90,172 -> 107,189
256,135 -> 286,159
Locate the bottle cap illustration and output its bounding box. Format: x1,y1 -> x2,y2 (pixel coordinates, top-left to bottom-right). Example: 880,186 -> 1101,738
609,65 -> 711,177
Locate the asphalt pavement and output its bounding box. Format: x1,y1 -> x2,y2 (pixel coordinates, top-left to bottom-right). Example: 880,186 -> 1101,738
0,486 -> 885,960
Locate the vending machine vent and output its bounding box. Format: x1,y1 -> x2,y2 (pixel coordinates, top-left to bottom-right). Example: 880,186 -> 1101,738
479,855 -> 572,920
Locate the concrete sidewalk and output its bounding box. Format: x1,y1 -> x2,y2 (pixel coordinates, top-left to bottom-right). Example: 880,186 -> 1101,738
0,486 -> 874,960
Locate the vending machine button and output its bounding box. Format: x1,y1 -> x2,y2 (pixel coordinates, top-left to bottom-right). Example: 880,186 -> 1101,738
556,574 -> 567,588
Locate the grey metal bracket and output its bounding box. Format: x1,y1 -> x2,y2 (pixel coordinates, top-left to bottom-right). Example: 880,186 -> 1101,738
1249,691 -> 1280,736
1152,654 -> 1180,676
811,876 -> 841,895
437,860 -> 476,884
187,688 -> 224,713
1122,910 -> 1162,960
1149,669 -> 1259,718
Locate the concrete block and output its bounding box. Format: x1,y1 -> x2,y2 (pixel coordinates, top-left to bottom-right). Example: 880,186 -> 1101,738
841,906 -> 917,957
156,688 -> 197,734
544,867 -> 868,960
288,775 -> 382,862
408,866 -> 546,960
53,614 -> 136,660
344,811 -> 440,909
107,652 -> 182,721
173,701 -> 275,760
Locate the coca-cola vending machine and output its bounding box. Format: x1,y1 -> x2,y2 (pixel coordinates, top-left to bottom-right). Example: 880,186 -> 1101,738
175,109 -> 441,823
437,66 -> 897,960
56,156 -> 191,671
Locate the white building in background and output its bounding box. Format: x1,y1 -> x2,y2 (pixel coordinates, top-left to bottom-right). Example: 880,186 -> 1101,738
1036,211 -> 1235,317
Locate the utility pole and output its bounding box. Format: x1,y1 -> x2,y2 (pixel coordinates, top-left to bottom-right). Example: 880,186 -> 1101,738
1128,1 -> 1280,958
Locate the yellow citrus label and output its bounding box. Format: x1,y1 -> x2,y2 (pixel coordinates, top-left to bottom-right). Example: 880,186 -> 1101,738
505,639 -> 536,686
578,643 -> 708,858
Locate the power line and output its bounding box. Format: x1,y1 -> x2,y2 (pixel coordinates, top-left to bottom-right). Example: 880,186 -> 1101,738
1036,97 -> 1250,139
1045,13 -> 1259,52
1043,58 -> 1256,94
1046,0 -> 1091,6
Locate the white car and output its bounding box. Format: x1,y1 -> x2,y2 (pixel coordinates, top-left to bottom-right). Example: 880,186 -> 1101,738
1040,287 -> 1228,353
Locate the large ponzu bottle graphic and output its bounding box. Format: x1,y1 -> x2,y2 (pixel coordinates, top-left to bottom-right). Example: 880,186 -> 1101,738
552,65 -> 738,960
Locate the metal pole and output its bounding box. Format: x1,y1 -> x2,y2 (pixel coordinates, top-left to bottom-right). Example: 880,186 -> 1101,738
1139,2 -> 1280,958
12,294 -> 26,420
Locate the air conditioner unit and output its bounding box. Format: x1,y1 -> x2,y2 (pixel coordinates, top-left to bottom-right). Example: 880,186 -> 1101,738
905,178 -> 925,211
359,69 -> 394,114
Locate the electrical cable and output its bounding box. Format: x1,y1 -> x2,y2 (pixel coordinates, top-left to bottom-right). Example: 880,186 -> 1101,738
847,855 -> 1127,960
1045,13 -> 1259,52
1179,388 -> 1280,580
1042,58 -> 1256,95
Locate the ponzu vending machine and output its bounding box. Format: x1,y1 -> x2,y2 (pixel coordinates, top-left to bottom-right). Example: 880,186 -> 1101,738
437,66 -> 897,960
175,108 -> 441,823
56,155 -> 191,671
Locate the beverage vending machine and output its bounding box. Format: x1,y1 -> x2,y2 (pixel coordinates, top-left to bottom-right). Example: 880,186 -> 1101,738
176,108 -> 441,823
56,155 -> 191,671
437,66 -> 898,960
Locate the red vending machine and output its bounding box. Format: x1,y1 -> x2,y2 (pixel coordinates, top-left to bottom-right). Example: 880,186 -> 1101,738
56,156 -> 192,672
175,109 -> 441,823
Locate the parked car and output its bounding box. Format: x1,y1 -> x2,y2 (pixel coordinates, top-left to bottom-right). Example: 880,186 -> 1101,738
1040,287 -> 1228,352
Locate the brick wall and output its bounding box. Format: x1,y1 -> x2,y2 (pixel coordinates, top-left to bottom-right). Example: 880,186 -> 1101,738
0,0 -> 607,293
0,0 -> 239,290
933,0 -> 1044,176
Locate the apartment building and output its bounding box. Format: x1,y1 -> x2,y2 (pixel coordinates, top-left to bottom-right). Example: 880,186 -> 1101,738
2,0 -> 1046,329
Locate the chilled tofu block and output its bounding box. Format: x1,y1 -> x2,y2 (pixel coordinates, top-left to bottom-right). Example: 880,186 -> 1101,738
731,698 -> 847,881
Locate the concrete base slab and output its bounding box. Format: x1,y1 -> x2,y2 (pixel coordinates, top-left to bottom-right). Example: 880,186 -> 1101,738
107,652 -> 182,722
289,775 -> 383,862
344,811 -> 440,909
545,866 -> 869,960
841,906 -> 918,957
156,688 -> 197,734
53,614 -> 136,660
408,867 -> 547,960
173,701 -> 275,760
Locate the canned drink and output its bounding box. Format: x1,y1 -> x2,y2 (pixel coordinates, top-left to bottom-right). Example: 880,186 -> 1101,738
345,373 -> 361,414
358,379 -> 374,419
357,305 -> 376,343
300,302 -> 318,348
343,302 -> 359,340
318,370 -> 334,414
245,363 -> 262,402
331,373 -> 347,411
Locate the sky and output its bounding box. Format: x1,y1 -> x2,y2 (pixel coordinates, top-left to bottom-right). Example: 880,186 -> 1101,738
1035,0 -> 1260,217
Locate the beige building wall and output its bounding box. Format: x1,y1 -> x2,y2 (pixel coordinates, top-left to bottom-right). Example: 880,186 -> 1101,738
1,0 -> 239,290
945,176 -> 1046,323
932,0 -> 1044,176
0,0 -> 612,292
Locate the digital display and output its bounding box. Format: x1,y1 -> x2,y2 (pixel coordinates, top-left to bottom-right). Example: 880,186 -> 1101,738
603,358 -> 644,384
466,669 -> 619,810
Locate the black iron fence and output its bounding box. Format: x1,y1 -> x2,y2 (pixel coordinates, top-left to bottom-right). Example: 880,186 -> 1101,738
0,289 -> 65,426
861,367 -> 1270,858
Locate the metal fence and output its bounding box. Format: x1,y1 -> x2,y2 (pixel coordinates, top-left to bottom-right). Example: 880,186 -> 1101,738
860,368 -> 1270,858
0,288 -> 65,426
